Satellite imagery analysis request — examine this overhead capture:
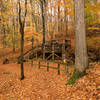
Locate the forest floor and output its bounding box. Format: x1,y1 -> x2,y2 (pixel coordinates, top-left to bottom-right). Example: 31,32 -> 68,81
0,36 -> 100,100
0,62 -> 100,100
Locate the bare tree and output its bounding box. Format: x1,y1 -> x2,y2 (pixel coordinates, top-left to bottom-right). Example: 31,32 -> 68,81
18,0 -> 27,80
67,0 -> 88,85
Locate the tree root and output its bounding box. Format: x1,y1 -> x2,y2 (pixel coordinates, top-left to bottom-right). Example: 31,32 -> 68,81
66,69 -> 87,85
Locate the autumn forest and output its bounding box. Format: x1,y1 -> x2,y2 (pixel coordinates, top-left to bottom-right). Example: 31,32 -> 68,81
0,0 -> 100,99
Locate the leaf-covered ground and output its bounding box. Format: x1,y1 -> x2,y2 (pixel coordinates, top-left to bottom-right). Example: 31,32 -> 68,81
0,62 -> 100,100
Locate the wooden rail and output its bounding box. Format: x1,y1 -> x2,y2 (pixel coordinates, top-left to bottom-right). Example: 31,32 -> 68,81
29,59 -> 69,76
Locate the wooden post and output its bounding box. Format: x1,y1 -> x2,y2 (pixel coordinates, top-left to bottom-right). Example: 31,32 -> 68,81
62,40 -> 66,60
43,44 -> 45,60
58,63 -> 60,75
65,63 -> 69,76
47,62 -> 49,72
31,60 -> 33,66
36,45 -> 38,59
52,42 -> 55,60
36,40 -> 39,59
31,36 -> 34,49
38,61 -> 40,69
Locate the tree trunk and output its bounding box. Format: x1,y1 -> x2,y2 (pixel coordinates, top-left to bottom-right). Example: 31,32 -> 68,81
64,2 -> 68,37
12,17 -> 16,53
18,0 -> 27,80
2,26 -> 6,60
67,0 -> 88,85
20,28 -> 24,80
74,0 -> 88,73
30,0 -> 38,32
40,0 -> 46,60
58,3 -> 60,34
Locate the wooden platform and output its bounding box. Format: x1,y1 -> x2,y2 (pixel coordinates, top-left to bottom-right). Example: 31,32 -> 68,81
43,39 -> 71,60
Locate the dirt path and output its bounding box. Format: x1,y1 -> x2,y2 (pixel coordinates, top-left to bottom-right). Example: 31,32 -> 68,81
0,63 -> 100,100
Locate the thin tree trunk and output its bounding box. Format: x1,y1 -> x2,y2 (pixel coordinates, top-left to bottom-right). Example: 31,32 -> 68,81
30,0 -> 38,32
58,3 -> 60,34
64,1 -> 68,37
2,26 -> 6,59
40,0 -> 46,60
12,17 -> 16,53
18,0 -> 27,80
20,28 -> 24,80
42,6 -> 45,60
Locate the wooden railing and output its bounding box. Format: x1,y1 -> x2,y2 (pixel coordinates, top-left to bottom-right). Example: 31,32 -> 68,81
27,59 -> 69,76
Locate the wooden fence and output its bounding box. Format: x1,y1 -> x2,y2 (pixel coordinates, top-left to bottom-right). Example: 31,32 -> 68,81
28,59 -> 69,76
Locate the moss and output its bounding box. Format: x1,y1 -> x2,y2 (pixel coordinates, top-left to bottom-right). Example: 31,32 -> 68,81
66,69 -> 87,85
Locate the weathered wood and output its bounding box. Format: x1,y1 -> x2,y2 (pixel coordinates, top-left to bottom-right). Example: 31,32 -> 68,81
31,36 -> 34,49
26,59 -> 70,75
43,39 -> 71,60
62,40 -> 66,60
57,63 -> 60,75
38,61 -> 40,69
47,62 -> 49,72
46,54 -> 52,60
31,60 -> 33,66
18,39 -> 71,61
43,44 -> 45,60
52,43 -> 55,60
55,53 -> 60,58
36,45 -> 38,59
65,64 -> 69,76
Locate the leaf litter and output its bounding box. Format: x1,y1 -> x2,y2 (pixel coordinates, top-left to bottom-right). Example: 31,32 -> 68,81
0,62 -> 100,100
